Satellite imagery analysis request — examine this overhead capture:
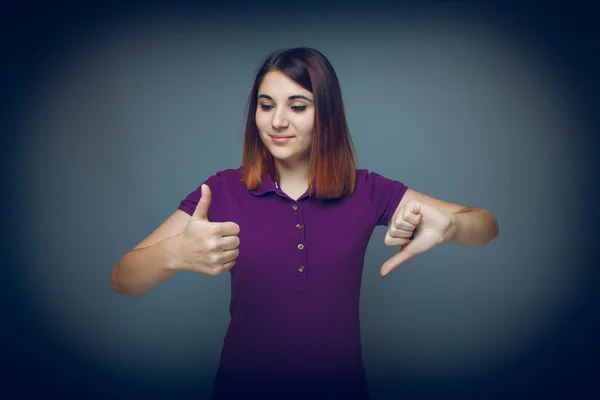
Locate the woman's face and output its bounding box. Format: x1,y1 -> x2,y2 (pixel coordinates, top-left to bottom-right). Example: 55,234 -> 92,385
255,71 -> 315,166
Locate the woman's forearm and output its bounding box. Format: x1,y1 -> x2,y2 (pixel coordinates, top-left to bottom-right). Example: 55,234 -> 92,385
110,235 -> 182,296
445,208 -> 499,247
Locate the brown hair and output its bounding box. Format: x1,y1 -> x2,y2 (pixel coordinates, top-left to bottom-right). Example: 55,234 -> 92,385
240,47 -> 357,199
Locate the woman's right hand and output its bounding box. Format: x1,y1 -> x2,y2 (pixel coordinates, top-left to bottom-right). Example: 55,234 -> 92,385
174,184 -> 240,275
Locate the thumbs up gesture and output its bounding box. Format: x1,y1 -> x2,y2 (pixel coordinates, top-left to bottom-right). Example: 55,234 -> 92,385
380,200 -> 453,277
177,184 -> 241,276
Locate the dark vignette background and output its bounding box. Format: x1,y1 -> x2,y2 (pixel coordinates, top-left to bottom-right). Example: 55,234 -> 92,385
1,1 -> 598,399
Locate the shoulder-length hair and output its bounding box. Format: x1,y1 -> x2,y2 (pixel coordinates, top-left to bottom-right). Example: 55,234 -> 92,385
240,47 -> 357,199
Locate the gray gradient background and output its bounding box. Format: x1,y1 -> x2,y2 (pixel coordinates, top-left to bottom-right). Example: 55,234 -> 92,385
2,2 -> 598,400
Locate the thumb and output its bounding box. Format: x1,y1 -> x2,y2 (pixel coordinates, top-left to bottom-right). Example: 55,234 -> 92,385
191,184 -> 212,220
380,247 -> 416,277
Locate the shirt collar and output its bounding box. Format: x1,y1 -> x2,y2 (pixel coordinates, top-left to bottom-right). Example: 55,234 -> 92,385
246,169 -> 317,200
248,172 -> 278,196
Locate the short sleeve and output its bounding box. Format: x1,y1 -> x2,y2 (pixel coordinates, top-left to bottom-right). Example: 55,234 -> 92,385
177,172 -> 223,217
366,171 -> 408,227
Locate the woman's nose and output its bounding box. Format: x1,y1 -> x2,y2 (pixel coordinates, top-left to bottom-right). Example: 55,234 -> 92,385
271,109 -> 290,129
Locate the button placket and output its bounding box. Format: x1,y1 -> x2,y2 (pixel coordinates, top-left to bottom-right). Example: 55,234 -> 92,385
292,202 -> 307,279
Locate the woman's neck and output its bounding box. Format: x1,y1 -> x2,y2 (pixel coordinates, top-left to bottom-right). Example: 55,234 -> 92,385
275,159 -> 310,184
274,159 -> 310,198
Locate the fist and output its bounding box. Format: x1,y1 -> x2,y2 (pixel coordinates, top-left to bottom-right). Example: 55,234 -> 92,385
177,184 -> 240,275
381,200 -> 452,277
384,202 -> 422,247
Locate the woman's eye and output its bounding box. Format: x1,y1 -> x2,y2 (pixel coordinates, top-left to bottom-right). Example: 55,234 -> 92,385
260,104 -> 273,111
291,105 -> 307,112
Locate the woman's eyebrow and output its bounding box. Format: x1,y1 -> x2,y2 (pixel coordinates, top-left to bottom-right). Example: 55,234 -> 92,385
288,95 -> 313,103
258,94 -> 313,103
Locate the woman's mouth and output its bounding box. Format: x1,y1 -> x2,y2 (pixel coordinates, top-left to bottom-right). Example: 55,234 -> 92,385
270,135 -> 294,144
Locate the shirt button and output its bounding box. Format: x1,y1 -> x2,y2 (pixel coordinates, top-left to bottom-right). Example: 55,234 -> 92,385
296,224 -> 303,229
298,244 -> 304,250
298,265 -> 305,272
292,204 -> 299,211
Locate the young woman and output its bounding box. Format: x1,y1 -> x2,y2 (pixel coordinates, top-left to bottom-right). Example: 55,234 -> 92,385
111,47 -> 499,399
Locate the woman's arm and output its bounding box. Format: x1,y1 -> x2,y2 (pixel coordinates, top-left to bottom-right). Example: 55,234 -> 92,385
444,207 -> 499,247
110,210 -> 190,296
380,188 -> 499,276
397,188 -> 499,246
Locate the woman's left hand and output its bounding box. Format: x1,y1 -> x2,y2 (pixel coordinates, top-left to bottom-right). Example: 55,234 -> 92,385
381,200 -> 454,277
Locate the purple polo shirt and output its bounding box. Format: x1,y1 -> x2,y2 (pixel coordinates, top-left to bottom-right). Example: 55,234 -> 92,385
177,167 -> 407,399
